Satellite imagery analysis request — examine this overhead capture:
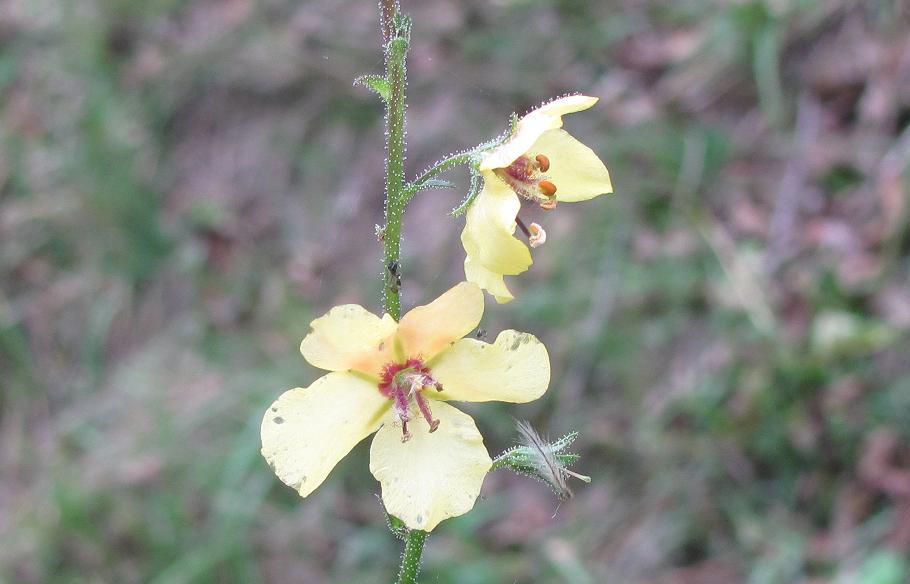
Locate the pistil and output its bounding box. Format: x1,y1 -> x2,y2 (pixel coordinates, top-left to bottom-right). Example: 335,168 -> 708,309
514,216 -> 547,248
528,222 -> 546,248
515,215 -> 532,238
390,382 -> 413,441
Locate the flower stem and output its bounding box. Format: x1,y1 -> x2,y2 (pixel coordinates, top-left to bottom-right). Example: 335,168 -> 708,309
381,7 -> 408,320
397,529 -> 428,584
377,7 -> 429,583
408,151 -> 476,193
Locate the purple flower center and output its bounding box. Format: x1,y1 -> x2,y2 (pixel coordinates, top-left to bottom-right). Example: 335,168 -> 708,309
378,358 -> 444,442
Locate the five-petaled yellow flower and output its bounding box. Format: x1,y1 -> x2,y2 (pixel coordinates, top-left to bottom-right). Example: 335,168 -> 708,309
261,282 -> 550,531
462,95 -> 613,303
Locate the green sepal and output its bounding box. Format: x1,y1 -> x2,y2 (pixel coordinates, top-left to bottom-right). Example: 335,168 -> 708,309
491,439 -> 581,473
377,494 -> 409,540
387,514 -> 409,541
450,165 -> 483,216
491,430 -> 585,478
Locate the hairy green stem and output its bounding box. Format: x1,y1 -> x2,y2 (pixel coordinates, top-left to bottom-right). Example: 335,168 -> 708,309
397,529 -> 428,584
378,8 -> 428,583
381,29 -> 408,320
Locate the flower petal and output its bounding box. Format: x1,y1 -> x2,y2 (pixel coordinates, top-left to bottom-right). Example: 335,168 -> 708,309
431,330 -> 550,403
261,372 -> 390,497
480,95 -> 598,171
397,282 -> 484,360
369,402 -> 492,531
462,224 -> 515,302
300,305 -> 397,377
530,129 -> 612,202
464,174 -> 532,275
464,254 -> 515,303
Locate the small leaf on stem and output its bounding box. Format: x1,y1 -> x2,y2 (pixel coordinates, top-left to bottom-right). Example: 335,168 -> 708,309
354,74 -> 390,101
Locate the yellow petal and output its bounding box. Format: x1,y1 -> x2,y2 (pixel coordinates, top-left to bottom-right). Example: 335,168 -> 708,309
431,330 -> 550,403
300,305 -> 397,377
464,254 -> 514,303
397,282 -> 484,360
530,129 -> 612,202
369,402 -> 492,531
261,372 -> 390,497
464,174 -> 532,275
480,95 -> 598,171
461,220 -> 515,302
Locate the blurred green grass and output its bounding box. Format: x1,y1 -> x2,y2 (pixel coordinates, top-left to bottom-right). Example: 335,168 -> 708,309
2,0 -> 910,583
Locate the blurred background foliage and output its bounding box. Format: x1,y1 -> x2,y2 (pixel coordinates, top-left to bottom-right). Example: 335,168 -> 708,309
2,0 -> 910,582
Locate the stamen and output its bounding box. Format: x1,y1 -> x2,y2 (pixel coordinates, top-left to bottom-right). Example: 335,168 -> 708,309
538,179 -> 557,197
528,223 -> 547,248
390,382 -> 412,441
393,390 -> 410,421
539,199 -> 558,211
535,154 -> 550,172
414,391 -> 440,433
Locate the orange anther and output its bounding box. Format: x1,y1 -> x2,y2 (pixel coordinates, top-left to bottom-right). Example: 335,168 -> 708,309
535,154 -> 550,172
538,179 -> 557,197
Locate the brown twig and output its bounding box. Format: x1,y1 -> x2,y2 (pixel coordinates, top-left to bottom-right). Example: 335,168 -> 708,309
379,0 -> 399,44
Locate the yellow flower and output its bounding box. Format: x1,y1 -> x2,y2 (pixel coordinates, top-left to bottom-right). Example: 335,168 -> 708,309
462,95 -> 613,302
261,282 -> 550,531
